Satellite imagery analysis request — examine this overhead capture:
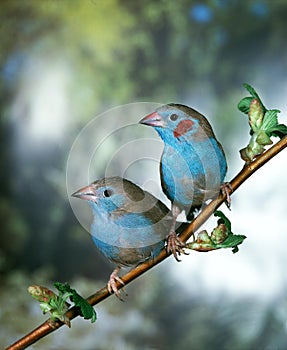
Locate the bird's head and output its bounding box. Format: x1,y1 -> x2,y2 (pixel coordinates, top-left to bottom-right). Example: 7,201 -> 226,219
139,103 -> 215,143
72,176 -> 147,215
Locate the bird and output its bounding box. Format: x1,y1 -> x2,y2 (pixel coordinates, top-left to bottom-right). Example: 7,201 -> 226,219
139,103 -> 228,260
72,176 -> 172,298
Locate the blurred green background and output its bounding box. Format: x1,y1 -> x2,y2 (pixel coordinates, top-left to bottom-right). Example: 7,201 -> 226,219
1,1 -> 287,349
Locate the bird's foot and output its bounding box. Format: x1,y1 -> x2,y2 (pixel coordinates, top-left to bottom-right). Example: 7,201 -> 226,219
167,232 -> 189,262
221,182 -> 233,209
107,267 -> 127,300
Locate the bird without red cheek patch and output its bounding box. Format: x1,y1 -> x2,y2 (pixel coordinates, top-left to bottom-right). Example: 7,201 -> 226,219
173,119 -> 194,138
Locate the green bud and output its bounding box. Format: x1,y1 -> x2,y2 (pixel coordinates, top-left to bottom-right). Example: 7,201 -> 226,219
196,230 -> 213,244
256,130 -> 272,146
28,284 -> 71,327
186,231 -> 217,252
248,99 -> 264,132
211,224 -> 228,244
28,285 -> 56,303
240,132 -> 266,162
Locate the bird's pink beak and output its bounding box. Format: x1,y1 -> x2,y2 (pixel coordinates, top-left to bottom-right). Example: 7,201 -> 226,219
72,184 -> 97,202
139,111 -> 164,127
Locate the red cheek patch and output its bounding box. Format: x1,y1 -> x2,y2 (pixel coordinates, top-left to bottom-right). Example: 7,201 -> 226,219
173,119 -> 194,138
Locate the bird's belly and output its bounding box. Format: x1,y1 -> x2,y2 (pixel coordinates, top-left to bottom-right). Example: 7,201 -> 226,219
92,236 -> 165,267
161,148 -> 222,206
91,217 -> 168,267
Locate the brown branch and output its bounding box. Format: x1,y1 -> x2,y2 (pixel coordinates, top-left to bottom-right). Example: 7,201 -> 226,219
6,136 -> 287,350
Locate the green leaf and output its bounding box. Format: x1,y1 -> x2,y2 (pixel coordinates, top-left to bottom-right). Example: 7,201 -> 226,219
54,282 -> 97,323
216,234 -> 247,250
39,302 -> 53,314
261,109 -> 280,131
238,97 -> 253,114
243,83 -> 266,112
243,83 -> 260,100
70,291 -> 97,322
54,282 -> 73,295
268,124 -> 287,138
213,211 -> 246,253
214,210 -> 231,233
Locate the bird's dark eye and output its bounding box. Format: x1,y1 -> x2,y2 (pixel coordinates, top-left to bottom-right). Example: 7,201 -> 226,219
103,189 -> 113,197
170,113 -> 178,121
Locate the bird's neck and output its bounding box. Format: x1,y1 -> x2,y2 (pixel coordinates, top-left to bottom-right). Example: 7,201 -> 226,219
156,128 -> 202,153
155,128 -> 182,148
88,202 -> 111,223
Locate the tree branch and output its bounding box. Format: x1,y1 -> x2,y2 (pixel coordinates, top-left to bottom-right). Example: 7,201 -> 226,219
6,136 -> 287,350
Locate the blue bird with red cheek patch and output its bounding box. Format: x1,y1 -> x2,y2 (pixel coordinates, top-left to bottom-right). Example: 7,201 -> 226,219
72,176 -> 172,298
140,103 -> 228,260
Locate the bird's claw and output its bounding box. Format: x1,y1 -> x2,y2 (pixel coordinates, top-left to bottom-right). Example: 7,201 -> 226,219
221,182 -> 233,209
107,268 -> 127,300
167,232 -> 188,262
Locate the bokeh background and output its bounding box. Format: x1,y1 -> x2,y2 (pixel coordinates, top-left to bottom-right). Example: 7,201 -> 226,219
1,1 -> 287,349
